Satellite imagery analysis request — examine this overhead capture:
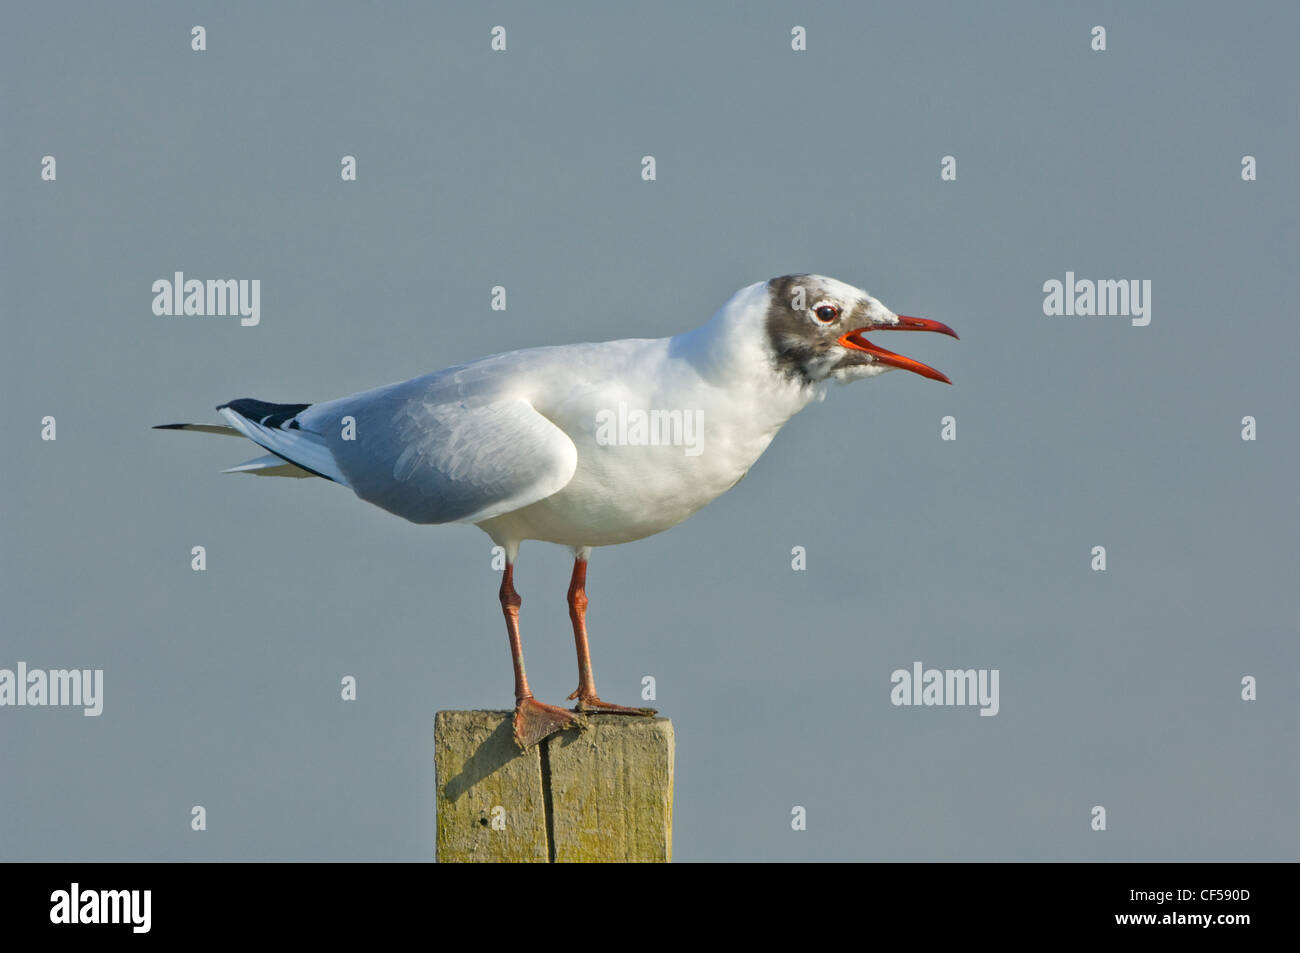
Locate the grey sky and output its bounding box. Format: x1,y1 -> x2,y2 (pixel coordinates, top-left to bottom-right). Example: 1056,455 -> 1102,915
2,2 -> 1297,861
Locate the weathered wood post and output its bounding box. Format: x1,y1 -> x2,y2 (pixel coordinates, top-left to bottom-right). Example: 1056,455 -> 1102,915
435,710 -> 675,862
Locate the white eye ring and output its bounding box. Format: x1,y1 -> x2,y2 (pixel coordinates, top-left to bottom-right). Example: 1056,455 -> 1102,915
814,304 -> 839,323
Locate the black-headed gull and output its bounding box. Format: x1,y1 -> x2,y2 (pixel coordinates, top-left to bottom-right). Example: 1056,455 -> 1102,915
157,275 -> 956,747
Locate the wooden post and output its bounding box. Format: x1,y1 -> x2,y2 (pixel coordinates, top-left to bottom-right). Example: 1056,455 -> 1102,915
435,710 -> 674,863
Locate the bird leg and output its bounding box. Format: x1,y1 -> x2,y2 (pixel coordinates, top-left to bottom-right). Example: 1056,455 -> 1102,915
565,557 -> 657,716
501,562 -> 584,749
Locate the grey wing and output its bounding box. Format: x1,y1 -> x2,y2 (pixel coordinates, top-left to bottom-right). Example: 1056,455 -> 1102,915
297,360 -> 578,525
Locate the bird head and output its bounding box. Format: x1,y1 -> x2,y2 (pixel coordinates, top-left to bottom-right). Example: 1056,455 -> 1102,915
762,274 -> 956,385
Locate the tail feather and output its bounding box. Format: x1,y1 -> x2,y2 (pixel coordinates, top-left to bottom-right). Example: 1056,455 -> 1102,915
216,398 -> 347,486
153,423 -> 243,437
155,397 -> 347,486
221,453 -> 315,478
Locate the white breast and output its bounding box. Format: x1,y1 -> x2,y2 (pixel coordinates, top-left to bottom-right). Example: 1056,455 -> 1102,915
476,306 -> 817,548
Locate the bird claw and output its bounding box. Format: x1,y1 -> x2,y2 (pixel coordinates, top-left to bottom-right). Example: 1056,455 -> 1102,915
571,694 -> 658,716
513,697 -> 586,749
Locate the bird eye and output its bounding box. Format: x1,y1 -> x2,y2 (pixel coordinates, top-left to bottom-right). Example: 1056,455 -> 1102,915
814,305 -> 839,323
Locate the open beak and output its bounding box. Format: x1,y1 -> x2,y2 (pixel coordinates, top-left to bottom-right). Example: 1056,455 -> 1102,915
837,315 -> 958,384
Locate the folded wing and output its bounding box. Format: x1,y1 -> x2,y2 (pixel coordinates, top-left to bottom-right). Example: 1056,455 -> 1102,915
295,360 -> 579,525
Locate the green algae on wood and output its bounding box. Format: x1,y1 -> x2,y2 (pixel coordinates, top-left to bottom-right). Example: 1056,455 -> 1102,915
435,710 -> 674,862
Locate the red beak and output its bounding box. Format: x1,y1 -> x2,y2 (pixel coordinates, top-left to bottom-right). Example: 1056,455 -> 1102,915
837,315 -> 958,384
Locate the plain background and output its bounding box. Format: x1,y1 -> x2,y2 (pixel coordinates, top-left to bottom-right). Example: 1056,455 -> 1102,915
2,1 -> 1297,861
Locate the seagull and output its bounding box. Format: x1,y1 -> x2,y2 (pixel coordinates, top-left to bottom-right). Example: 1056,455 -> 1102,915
156,275 -> 956,747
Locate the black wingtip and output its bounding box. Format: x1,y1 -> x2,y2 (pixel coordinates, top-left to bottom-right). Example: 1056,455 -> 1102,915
154,423 -> 188,430
217,398 -> 312,428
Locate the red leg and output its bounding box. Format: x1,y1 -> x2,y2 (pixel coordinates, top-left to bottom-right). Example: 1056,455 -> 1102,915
565,556 -> 657,716
500,562 -> 583,748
